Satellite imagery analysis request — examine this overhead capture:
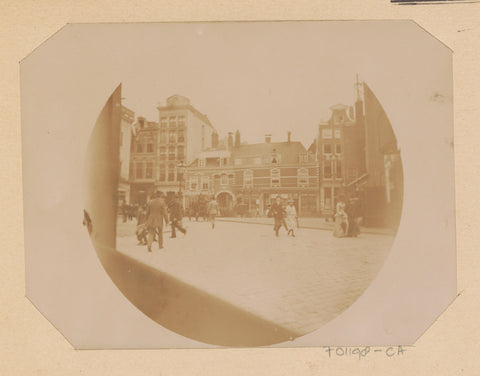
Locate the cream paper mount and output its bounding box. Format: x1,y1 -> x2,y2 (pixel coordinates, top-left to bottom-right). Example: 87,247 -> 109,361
21,21 -> 455,348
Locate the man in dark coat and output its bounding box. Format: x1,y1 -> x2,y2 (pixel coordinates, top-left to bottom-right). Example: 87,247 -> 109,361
168,193 -> 187,238
270,196 -> 287,237
146,191 -> 169,251
135,205 -> 148,245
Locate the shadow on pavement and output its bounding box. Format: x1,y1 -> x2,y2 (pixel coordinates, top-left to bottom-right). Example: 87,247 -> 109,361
96,245 -> 299,347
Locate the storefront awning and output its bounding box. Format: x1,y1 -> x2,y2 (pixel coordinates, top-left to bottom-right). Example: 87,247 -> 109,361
345,173 -> 369,187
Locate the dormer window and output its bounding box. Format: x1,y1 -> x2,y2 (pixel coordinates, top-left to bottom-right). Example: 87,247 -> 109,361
271,149 -> 280,164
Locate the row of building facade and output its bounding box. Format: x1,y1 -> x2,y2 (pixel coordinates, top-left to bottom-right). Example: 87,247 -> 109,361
118,81 -> 403,228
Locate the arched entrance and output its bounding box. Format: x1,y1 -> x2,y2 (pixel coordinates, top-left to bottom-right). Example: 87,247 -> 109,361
215,191 -> 235,216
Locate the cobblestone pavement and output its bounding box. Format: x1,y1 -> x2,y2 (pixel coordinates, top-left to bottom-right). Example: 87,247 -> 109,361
116,218 -> 394,336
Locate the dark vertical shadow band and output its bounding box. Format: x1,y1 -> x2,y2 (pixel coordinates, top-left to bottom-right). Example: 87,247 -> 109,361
83,85 -> 296,347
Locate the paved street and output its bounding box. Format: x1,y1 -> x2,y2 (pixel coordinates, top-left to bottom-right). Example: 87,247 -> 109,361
116,218 -> 394,337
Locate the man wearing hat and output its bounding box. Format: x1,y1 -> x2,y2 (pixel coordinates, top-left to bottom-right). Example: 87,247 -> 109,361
145,191 -> 169,251
270,196 -> 287,237
168,193 -> 187,238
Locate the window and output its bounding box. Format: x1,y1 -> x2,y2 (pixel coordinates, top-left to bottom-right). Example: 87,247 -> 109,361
159,146 -> 166,160
335,129 -> 341,139
189,176 -> 198,190
177,130 -> 185,142
160,117 -> 167,127
201,176 -> 210,190
323,161 -> 332,179
147,143 -> 153,153
159,164 -> 166,182
169,131 -> 175,143
168,147 -> 175,160
169,116 -> 176,128
198,158 -> 205,167
235,158 -> 243,166
221,174 -> 228,185
146,162 -> 153,178
299,153 -> 308,163
334,114 -> 345,124
323,144 -> 332,154
322,129 -> 332,139
178,116 -> 185,127
160,130 -> 167,143
271,168 -> 280,187
253,157 -> 261,165
228,174 -> 235,185
335,160 -> 342,178
324,187 -> 332,209
244,170 -> 253,187
298,168 -> 308,186
136,161 -> 144,179
136,143 -> 143,153
168,164 -> 175,181
335,144 -> 342,154
177,146 -> 184,160
347,167 -> 358,180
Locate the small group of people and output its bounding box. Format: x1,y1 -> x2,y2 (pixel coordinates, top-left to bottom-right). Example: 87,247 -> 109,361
333,196 -> 361,238
121,202 -> 138,222
268,196 -> 299,237
186,195 -> 208,222
135,191 -> 187,252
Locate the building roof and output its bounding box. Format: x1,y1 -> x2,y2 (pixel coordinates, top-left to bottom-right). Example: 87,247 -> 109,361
156,95 -> 216,132
231,141 -> 307,164
197,150 -> 231,159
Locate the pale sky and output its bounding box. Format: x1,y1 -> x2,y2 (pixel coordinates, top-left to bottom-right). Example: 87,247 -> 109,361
118,22 -> 369,148
91,21 -> 450,150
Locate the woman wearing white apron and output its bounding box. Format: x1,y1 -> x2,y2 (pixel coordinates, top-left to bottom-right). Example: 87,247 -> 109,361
285,200 -> 298,237
333,198 -> 349,237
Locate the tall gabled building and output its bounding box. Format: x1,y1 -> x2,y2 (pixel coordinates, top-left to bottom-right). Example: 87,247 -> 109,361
129,95 -> 217,204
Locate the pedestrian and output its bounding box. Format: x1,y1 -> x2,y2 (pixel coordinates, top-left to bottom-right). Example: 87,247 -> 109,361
145,191 -> 169,251
168,193 -> 187,238
136,206 -> 148,245
346,198 -> 361,237
333,195 -> 349,238
271,196 -> 287,237
206,196 -> 219,229
285,200 -> 298,237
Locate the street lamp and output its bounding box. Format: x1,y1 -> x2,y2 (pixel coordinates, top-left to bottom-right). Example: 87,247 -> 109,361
177,161 -> 186,193
177,161 -> 186,209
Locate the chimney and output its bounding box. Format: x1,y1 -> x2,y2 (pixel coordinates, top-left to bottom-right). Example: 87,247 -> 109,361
138,116 -> 146,128
265,134 -> 272,143
287,131 -> 291,143
211,131 -> 219,149
234,130 -> 240,148
227,132 -> 234,149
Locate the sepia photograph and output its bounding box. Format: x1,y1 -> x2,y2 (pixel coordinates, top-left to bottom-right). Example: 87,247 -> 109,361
21,21 -> 455,349
84,22 -> 401,347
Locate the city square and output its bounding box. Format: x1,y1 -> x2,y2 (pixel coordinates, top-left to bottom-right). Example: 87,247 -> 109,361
116,217 -> 395,337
